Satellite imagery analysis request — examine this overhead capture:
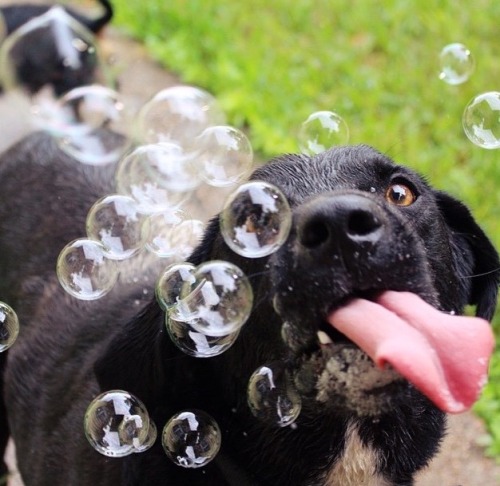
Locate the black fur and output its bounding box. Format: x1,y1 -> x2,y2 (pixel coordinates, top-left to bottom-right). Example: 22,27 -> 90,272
0,0 -> 113,95
0,134 -> 498,485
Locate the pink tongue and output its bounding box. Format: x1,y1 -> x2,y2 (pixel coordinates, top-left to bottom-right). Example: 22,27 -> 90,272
327,291 -> 495,413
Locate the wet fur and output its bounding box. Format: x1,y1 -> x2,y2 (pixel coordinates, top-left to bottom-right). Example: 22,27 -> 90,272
0,0 -> 113,95
0,133 -> 498,485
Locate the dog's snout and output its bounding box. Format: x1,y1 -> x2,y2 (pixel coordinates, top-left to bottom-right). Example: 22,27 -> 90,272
298,194 -> 385,252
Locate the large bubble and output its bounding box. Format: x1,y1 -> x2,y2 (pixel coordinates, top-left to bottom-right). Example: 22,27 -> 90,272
84,390 -> 152,457
162,410 -> 221,468
86,194 -> 145,260
439,43 -> 474,85
194,125 -> 253,187
0,302 -> 19,352
247,362 -> 302,427
462,91 -> 500,149
53,85 -> 130,165
136,86 -> 226,146
172,260 -> 253,337
298,111 -> 349,155
56,238 -> 118,300
0,6 -> 107,96
115,144 -> 191,213
166,315 -> 240,358
220,181 -> 292,258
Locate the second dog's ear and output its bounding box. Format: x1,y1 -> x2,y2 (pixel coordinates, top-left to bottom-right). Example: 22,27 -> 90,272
436,192 -> 500,321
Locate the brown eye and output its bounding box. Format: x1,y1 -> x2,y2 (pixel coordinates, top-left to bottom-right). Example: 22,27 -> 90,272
385,183 -> 416,206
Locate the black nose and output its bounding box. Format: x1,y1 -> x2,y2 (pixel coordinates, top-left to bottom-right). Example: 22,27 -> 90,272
297,193 -> 385,253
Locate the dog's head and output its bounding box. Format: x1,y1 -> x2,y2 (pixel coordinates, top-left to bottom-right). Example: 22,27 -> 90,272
0,1 -> 113,96
97,144 -> 499,428
178,145 -> 498,415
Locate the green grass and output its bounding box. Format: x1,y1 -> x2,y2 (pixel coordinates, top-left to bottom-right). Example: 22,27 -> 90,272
112,0 -> 500,455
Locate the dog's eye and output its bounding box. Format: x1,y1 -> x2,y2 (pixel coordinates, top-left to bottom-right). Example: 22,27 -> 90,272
385,183 -> 416,206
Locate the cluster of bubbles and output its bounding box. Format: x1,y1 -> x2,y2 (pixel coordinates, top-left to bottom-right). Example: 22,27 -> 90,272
0,302 -> 19,353
84,390 -> 221,468
438,42 -> 500,150
55,84 -> 258,301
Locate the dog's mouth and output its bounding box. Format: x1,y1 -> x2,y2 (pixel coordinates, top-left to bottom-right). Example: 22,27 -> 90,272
282,290 -> 494,415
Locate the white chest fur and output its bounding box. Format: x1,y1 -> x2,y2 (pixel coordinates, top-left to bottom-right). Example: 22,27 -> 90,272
321,422 -> 391,486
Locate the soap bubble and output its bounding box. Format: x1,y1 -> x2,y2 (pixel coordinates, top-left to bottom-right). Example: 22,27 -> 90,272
156,263 -> 196,311
116,144 -> 190,213
86,195 -> 146,260
463,91 -> 500,149
439,43 -> 474,85
166,315 -> 240,358
56,238 -> 118,300
172,260 -> 253,337
172,219 -> 205,260
141,210 -> 186,258
298,111 -> 349,154
54,85 -> 130,165
84,390 -> 152,457
247,362 -> 302,427
0,302 -> 19,352
194,125 -> 253,187
162,410 -> 221,468
133,420 -> 157,453
143,215 -> 204,260
0,6 -> 107,96
137,86 -> 226,146
220,181 -> 292,258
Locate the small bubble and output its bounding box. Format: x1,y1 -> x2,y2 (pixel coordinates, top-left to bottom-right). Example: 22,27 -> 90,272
133,420 -> 157,453
173,260 -> 253,337
55,85 -> 130,165
141,210 -> 186,258
463,91 -> 500,149
84,390 -> 152,457
162,410 -> 221,468
86,194 -> 145,260
137,86 -> 226,146
0,302 -> 19,352
56,238 -> 118,300
298,111 -> 349,155
165,315 -> 239,358
115,144 -> 190,213
194,125 -> 253,187
439,43 -> 474,85
220,181 -> 292,258
247,362 -> 302,427
155,262 -> 196,311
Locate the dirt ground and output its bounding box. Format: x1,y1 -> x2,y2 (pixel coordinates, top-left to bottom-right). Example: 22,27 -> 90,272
0,5 -> 499,485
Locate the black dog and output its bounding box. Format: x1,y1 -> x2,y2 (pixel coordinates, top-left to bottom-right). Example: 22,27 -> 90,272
0,0 -> 113,95
0,132 -> 498,485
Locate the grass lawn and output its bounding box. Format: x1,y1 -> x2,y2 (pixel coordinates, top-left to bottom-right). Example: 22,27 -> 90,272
112,0 -> 500,456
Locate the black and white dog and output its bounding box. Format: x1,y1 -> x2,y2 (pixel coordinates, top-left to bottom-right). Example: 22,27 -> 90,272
0,132 -> 498,485
0,0 -> 113,95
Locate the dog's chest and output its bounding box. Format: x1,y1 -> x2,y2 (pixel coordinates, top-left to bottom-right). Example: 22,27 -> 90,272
319,422 -> 390,486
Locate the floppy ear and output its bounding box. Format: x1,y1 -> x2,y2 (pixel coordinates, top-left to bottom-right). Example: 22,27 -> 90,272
436,192 -> 500,320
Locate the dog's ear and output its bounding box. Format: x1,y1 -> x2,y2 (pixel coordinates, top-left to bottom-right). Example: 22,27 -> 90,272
436,192 -> 500,320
